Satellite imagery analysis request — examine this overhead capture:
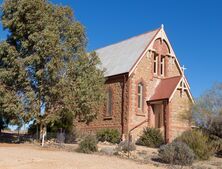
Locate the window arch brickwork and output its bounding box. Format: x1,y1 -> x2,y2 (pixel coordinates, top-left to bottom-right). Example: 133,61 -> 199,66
138,82 -> 143,110
152,38 -> 170,77
135,78 -> 147,115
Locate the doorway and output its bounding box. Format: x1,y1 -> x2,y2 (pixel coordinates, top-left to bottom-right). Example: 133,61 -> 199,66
152,104 -> 165,136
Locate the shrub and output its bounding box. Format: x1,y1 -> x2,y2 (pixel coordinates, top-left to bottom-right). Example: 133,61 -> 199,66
65,129 -> 77,144
159,141 -> 195,166
209,134 -> 222,157
78,135 -> 98,154
136,128 -> 164,148
56,131 -> 65,144
96,128 -> 120,144
117,140 -> 136,152
100,147 -> 116,155
207,116 -> 222,138
175,130 -> 212,160
65,132 -> 77,144
205,116 -> 222,156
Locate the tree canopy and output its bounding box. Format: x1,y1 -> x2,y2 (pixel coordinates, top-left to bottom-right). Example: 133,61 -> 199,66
191,83 -> 222,128
0,0 -> 105,131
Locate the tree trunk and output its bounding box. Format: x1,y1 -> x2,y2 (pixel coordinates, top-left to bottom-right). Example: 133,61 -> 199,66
36,124 -> 39,140
17,128 -> 20,142
41,125 -> 46,147
41,132 -> 45,147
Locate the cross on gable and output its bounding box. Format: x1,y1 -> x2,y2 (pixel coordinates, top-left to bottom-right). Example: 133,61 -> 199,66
181,65 -> 187,76
180,65 -> 187,97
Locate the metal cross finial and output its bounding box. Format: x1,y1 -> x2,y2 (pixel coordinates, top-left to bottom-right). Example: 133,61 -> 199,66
180,65 -> 187,97
181,65 -> 187,75
161,24 -> 164,29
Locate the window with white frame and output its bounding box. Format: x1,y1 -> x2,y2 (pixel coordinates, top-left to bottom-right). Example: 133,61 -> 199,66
160,56 -> 165,76
138,83 -> 143,110
154,55 -> 158,75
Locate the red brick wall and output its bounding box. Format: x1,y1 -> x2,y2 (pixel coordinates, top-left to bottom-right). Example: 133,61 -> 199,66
75,75 -> 129,136
128,54 -> 150,139
169,89 -> 191,142
167,57 -> 181,77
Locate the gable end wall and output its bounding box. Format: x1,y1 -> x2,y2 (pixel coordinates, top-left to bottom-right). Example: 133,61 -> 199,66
169,89 -> 191,142
128,37 -> 183,139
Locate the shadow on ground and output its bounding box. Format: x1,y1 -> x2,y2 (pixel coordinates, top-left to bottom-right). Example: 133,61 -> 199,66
0,132 -> 31,143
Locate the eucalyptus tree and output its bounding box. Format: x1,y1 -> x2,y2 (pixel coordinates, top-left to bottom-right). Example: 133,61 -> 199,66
0,0 -> 105,135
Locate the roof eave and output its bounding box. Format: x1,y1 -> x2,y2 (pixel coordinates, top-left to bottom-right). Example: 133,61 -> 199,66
104,72 -> 128,78
147,98 -> 169,103
128,28 -> 161,77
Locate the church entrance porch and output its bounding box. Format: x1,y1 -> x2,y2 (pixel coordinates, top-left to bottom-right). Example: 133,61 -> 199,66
148,100 -> 169,143
152,104 -> 164,133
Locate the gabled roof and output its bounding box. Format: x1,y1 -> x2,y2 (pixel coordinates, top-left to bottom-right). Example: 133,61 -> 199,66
148,76 -> 182,101
95,26 -> 194,103
96,29 -> 160,77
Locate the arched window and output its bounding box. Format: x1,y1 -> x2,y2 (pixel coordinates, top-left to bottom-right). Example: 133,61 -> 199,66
160,56 -> 165,76
106,89 -> 112,117
138,83 -> 143,110
153,55 -> 158,75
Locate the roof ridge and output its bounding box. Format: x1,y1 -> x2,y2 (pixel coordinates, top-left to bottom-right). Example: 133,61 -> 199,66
95,27 -> 160,51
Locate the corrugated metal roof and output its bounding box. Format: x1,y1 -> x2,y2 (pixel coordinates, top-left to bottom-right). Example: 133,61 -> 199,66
96,29 -> 159,77
148,76 -> 182,101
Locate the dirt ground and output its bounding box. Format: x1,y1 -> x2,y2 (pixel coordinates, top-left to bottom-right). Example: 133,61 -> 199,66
0,143 -> 164,169
1,143 -> 222,169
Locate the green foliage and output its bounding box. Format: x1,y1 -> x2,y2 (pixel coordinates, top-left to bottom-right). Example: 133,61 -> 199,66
0,115 -> 8,132
175,130 -> 213,160
27,122 -> 37,135
78,135 -> 98,154
47,111 -> 74,134
136,128 -> 164,148
64,130 -> 77,144
61,51 -> 105,123
0,84 -> 23,132
117,140 -> 136,152
159,141 -> 195,166
0,0 -> 105,130
96,128 -> 120,144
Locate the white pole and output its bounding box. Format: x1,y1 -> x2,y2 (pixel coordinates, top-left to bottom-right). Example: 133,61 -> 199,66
41,129 -> 46,147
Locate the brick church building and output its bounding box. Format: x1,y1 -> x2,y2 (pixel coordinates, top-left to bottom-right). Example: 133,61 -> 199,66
76,25 -> 194,143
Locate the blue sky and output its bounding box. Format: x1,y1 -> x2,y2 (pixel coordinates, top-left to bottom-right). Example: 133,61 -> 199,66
1,0 -> 222,98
